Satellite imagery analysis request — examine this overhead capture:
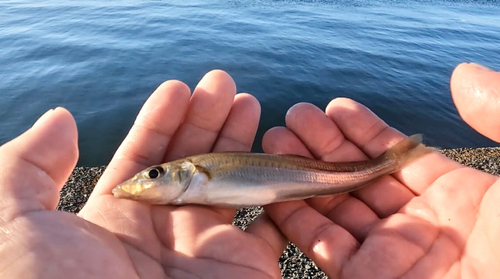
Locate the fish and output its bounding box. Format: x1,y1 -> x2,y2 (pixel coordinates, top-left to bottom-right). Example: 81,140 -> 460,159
112,134 -> 434,207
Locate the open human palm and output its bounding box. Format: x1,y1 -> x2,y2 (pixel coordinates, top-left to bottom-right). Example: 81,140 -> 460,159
0,70 -> 284,278
261,63 -> 500,278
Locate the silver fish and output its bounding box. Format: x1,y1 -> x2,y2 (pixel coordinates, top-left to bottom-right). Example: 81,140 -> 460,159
112,134 -> 433,207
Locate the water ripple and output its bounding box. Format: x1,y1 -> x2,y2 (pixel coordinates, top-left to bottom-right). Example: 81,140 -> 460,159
0,0 -> 498,165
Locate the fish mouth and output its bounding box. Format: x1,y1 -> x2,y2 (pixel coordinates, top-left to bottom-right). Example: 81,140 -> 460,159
112,185 -> 136,199
112,183 -> 169,204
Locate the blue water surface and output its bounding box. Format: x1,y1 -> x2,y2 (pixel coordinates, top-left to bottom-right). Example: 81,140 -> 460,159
1,0 -> 499,166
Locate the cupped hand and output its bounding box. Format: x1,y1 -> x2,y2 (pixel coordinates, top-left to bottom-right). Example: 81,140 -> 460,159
0,70 -> 285,278
262,63 -> 500,278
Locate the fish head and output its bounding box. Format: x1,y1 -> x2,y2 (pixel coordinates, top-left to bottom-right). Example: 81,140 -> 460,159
112,161 -> 195,204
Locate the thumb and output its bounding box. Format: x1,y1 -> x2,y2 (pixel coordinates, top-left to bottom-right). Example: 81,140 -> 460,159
451,62 -> 500,143
0,108 -> 78,218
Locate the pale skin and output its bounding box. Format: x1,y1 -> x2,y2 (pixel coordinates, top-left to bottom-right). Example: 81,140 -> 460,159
0,63 -> 498,278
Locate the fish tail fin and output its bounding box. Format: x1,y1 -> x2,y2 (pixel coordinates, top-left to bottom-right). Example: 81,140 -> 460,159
380,134 -> 436,171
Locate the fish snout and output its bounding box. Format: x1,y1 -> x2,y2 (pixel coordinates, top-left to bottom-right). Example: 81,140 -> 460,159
112,185 -> 135,199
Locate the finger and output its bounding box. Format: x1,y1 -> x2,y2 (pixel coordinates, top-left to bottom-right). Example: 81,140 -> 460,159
265,201 -> 359,276
245,212 -> 288,260
325,98 -> 462,196
90,80 -> 191,197
263,123 -> 380,241
212,93 -> 261,152
0,108 -> 78,216
451,62 -> 500,142
208,93 -> 261,223
284,103 -> 413,220
262,126 -> 312,157
285,102 -> 364,161
165,70 -> 237,161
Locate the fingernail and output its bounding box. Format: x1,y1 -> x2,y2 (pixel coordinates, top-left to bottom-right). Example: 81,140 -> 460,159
469,62 -> 493,72
32,108 -> 56,128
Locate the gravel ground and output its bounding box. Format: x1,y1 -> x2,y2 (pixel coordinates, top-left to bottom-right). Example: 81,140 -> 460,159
57,148 -> 500,278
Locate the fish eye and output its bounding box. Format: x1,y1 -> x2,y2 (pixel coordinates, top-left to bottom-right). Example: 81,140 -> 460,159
146,166 -> 165,179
